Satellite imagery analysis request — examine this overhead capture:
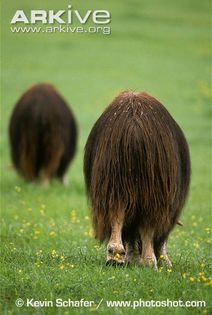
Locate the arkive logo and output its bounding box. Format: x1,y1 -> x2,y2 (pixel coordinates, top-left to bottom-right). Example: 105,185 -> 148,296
10,5 -> 111,25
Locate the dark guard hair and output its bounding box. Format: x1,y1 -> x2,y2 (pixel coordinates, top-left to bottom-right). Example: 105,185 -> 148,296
9,83 -> 77,182
84,91 -> 190,256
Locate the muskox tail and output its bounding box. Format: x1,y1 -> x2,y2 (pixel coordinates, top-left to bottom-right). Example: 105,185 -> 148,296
84,91 -> 191,243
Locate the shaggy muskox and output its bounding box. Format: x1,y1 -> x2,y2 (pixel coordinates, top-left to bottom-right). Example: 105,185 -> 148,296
9,83 -> 77,185
84,91 -> 190,268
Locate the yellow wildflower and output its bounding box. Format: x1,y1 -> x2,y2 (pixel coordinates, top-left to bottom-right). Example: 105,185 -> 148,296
190,277 -> 195,282
52,250 -> 58,258
114,253 -> 121,261
15,186 -> 21,193
49,231 -> 56,237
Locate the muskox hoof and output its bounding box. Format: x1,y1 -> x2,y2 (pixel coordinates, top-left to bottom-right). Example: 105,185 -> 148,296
60,176 -> 69,186
140,256 -> 158,270
106,244 -> 126,265
125,253 -> 134,265
158,255 -> 172,268
40,177 -> 50,187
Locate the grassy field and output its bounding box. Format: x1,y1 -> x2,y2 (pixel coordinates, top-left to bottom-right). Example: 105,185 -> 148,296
0,0 -> 211,314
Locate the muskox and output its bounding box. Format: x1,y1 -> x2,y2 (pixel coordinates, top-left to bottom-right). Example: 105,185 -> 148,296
9,83 -> 77,185
84,91 -> 190,268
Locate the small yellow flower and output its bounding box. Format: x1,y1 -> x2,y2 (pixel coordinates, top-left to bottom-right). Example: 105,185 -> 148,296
167,269 -> 172,273
52,249 -> 58,257
40,209 -> 45,216
114,253 -> 121,261
60,264 -> 65,270
194,242 -> 199,249
70,210 -> 77,223
15,186 -> 21,192
49,231 -> 56,237
18,269 -> 22,273
189,277 -> 195,282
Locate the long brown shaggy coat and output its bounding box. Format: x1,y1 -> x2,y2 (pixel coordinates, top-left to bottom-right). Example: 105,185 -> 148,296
9,83 -> 77,183
84,91 -> 190,257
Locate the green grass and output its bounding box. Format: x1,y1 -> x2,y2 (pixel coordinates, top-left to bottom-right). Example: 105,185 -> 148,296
0,0 -> 211,314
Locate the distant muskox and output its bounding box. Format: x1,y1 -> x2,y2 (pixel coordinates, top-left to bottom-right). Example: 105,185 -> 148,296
84,91 -> 190,268
9,83 -> 77,185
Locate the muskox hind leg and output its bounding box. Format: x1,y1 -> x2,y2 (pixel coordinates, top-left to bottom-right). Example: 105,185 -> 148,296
139,229 -> 157,270
39,146 -> 64,186
106,211 -> 126,265
158,241 -> 172,268
125,242 -> 135,264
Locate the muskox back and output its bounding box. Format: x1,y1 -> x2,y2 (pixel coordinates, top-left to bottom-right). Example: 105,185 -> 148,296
84,91 -> 190,255
9,83 -> 77,184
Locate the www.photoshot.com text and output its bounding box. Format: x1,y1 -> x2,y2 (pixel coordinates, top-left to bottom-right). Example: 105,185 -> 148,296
15,298 -> 206,309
